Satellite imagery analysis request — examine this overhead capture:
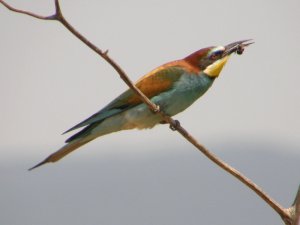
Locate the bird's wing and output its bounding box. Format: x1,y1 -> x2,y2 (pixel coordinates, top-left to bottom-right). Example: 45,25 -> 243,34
63,64 -> 187,134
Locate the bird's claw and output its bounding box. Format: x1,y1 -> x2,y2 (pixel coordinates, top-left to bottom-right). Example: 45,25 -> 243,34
153,105 -> 160,113
169,120 -> 180,131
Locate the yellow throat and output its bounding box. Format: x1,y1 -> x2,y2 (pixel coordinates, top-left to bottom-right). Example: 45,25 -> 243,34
204,55 -> 230,77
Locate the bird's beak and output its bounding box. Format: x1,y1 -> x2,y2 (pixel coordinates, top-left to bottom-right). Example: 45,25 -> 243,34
204,39 -> 254,78
223,39 -> 254,57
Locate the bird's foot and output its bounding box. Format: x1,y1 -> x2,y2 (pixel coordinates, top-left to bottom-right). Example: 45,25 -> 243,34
153,104 -> 160,113
169,120 -> 180,131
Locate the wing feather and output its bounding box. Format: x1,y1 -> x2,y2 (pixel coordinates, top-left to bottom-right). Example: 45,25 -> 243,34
63,65 -> 187,134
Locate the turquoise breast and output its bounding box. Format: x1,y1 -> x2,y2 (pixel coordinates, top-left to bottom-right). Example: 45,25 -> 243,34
152,72 -> 215,116
123,72 -> 215,129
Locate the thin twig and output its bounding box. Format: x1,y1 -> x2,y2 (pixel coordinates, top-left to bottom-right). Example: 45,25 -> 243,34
286,185 -> 300,225
174,125 -> 291,221
294,186 -> 300,225
0,0 -> 55,20
0,1 -> 295,224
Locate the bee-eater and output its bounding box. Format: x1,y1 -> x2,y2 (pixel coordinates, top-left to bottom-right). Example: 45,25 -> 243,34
29,40 -> 253,170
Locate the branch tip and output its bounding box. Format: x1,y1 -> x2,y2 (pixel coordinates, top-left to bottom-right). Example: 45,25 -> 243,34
0,0 -> 57,20
54,0 -> 61,13
289,184 -> 300,225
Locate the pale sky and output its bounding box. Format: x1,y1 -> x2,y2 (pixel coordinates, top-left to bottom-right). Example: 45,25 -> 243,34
0,1 -> 300,225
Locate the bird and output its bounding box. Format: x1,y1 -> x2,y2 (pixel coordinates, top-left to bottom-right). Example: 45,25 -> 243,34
29,39 -> 253,170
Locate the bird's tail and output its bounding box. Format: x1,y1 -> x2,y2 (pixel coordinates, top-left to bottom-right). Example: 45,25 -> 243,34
28,137 -> 94,171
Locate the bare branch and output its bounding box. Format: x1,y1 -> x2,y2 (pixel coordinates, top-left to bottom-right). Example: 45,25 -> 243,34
170,121 -> 291,221
286,185 -> 300,225
294,185 -> 300,224
0,1 -> 295,224
0,0 -> 159,112
293,185 -> 300,225
0,0 -> 55,20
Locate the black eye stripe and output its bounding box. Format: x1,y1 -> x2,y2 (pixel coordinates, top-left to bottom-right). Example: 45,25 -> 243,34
214,50 -> 223,55
210,50 -> 223,59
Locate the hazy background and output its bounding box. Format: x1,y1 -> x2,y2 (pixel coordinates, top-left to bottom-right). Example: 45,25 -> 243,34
1,0 -> 299,225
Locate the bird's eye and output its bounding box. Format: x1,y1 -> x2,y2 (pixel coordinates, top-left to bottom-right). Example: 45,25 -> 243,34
209,50 -> 223,60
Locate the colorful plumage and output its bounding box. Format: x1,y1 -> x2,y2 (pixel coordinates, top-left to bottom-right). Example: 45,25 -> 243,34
29,40 -> 253,170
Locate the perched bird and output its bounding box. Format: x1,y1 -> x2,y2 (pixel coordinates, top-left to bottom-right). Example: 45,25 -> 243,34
29,40 -> 253,170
